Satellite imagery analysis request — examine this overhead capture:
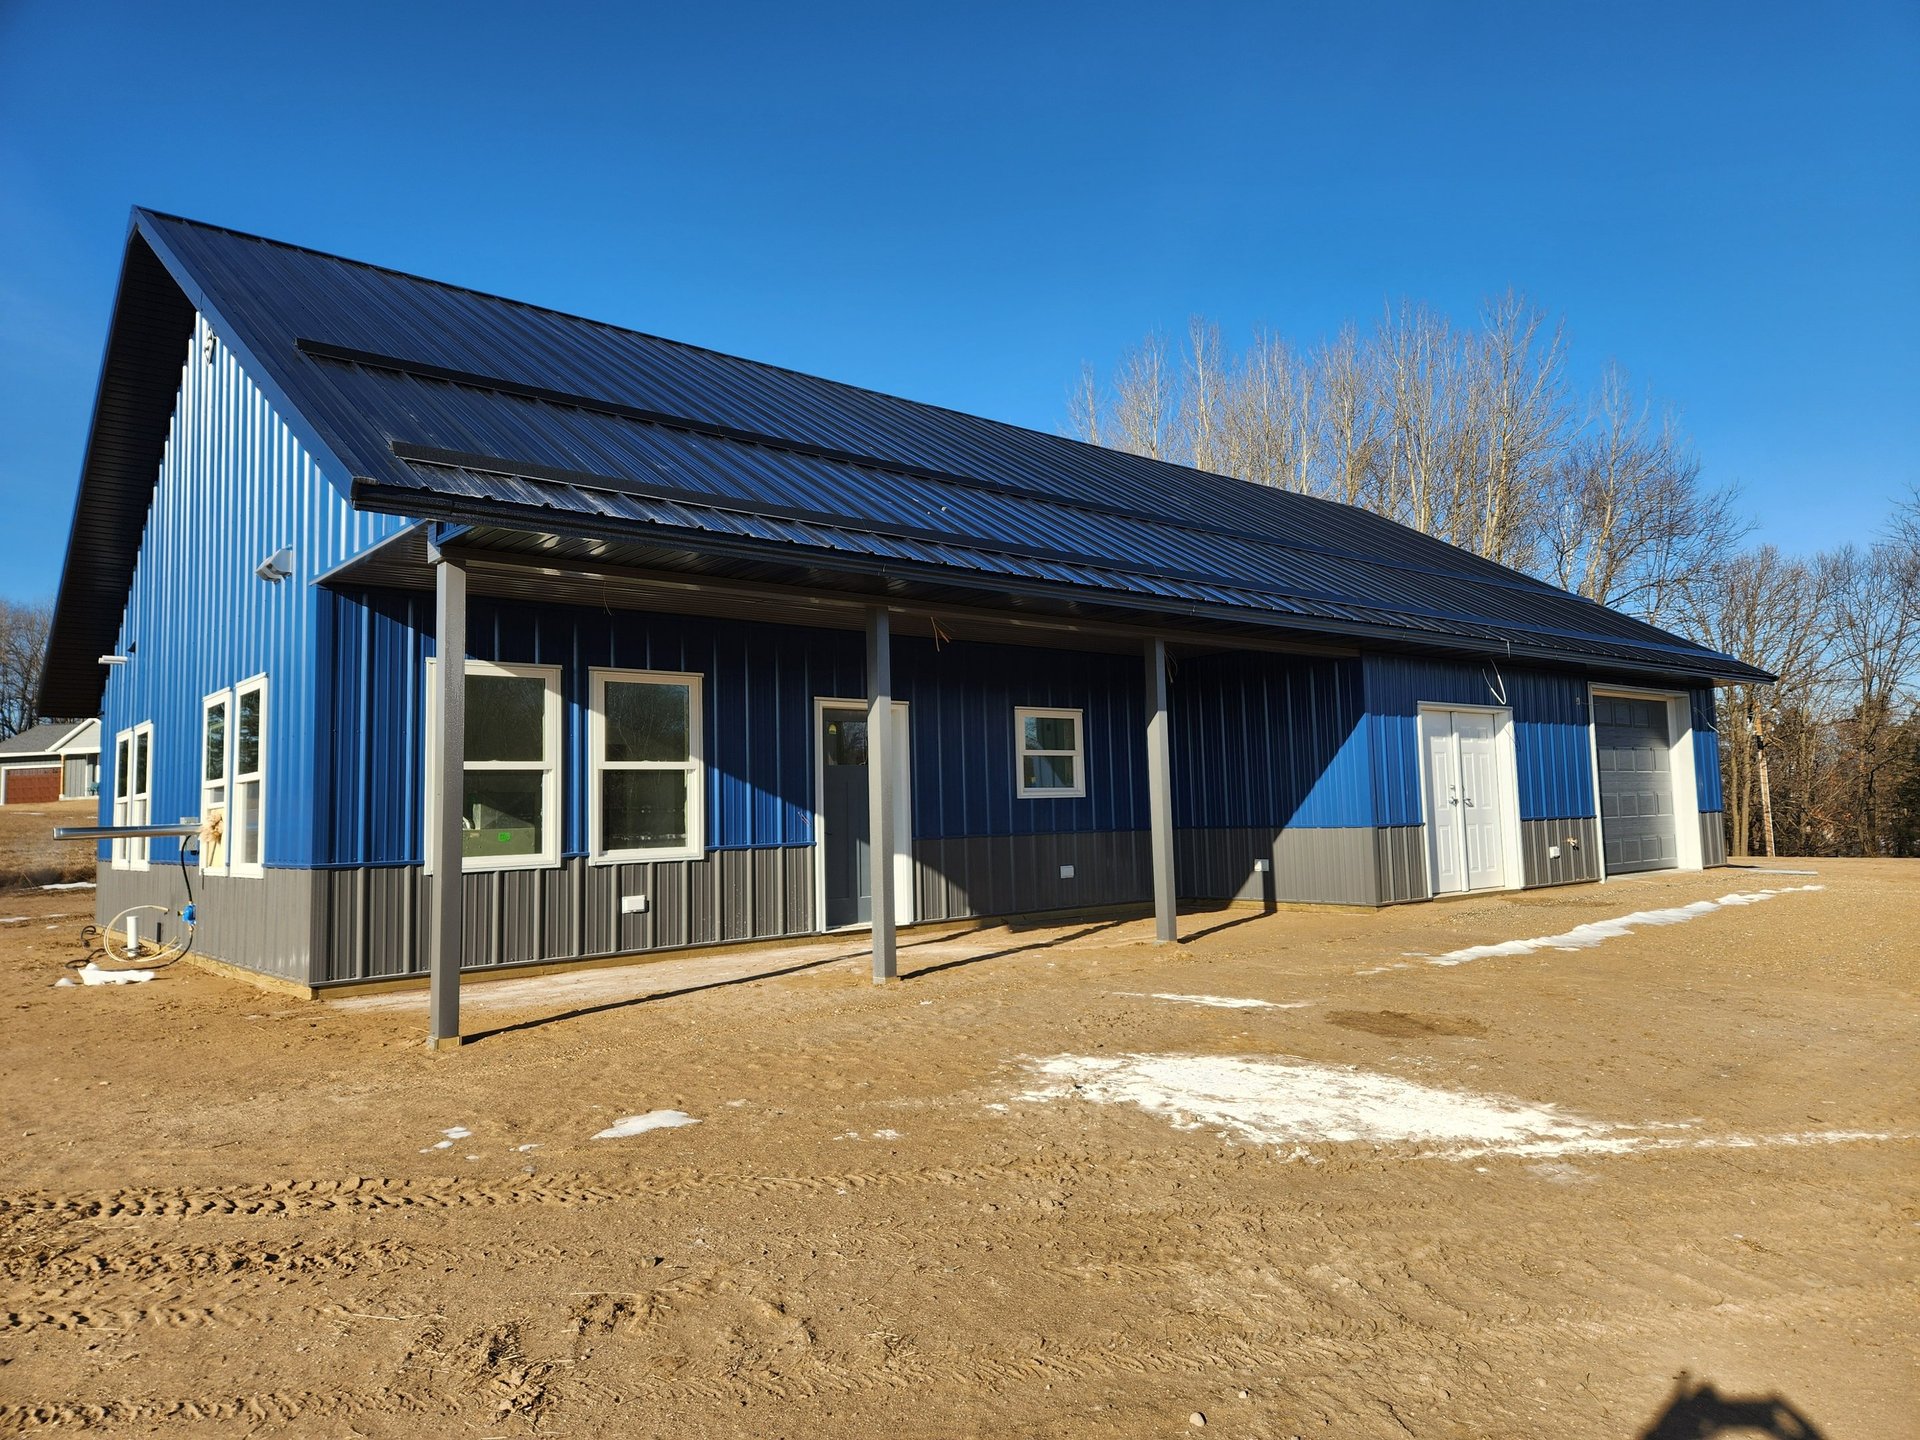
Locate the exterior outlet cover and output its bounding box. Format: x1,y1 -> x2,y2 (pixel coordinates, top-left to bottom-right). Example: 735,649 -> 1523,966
1548,845 -> 1562,859
1254,859 -> 1272,873
1059,864 -> 1075,879
620,894 -> 649,915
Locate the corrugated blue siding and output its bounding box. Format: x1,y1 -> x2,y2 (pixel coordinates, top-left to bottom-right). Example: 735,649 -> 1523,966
320,595 -> 1157,864
1170,653 -> 1372,828
1362,656 -> 1596,826
97,317 -> 406,865
1692,687 -> 1725,812
898,642 -> 1147,838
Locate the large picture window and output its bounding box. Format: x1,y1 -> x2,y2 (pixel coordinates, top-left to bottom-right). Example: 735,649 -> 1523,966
112,722 -> 153,869
231,676 -> 267,877
589,669 -> 704,862
1014,707 -> 1085,799
201,692 -> 229,874
426,660 -> 562,871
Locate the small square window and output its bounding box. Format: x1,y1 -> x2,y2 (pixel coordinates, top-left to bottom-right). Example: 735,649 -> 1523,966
1015,707 -> 1085,799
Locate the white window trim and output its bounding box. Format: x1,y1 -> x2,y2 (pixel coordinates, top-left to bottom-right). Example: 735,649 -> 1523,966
1014,706 -> 1087,799
200,689 -> 231,876
230,674 -> 268,878
112,722 -> 154,871
587,668 -> 705,864
424,658 -> 563,874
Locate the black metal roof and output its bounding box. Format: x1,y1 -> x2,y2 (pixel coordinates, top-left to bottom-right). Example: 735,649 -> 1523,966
40,208 -> 1771,714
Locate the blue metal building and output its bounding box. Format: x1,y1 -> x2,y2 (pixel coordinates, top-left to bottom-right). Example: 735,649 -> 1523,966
40,211 -> 1768,1004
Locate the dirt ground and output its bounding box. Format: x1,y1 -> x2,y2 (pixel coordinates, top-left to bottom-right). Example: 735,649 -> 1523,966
0,801 -> 96,890
2,859 -> 1915,1437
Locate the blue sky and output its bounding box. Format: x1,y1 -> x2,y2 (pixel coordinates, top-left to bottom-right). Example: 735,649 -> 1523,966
2,2 -> 1914,603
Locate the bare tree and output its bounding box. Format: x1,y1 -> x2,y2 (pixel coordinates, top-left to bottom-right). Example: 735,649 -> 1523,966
1822,539 -> 1920,853
1313,323 -> 1382,507
1680,550 -> 1830,856
1464,292 -> 1570,572
0,599 -> 53,740
1545,365 -> 1739,624
1110,331 -> 1175,461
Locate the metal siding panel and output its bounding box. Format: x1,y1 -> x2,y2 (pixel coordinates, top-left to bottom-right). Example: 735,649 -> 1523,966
1518,817 -> 1603,889
1361,654 -> 1596,827
98,865 -> 318,983
1171,653 -> 1371,830
1691,688 -> 1726,813
93,316 -> 408,978
1700,811 -> 1728,868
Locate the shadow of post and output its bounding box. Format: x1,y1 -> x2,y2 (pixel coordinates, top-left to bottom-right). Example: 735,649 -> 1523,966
1636,1371 -> 1826,1439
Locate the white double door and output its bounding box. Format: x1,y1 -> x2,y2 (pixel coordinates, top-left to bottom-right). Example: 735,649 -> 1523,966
1422,708 -> 1508,894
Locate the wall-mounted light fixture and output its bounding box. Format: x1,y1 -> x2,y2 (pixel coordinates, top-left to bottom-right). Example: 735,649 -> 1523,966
98,654 -> 128,666
255,546 -> 294,583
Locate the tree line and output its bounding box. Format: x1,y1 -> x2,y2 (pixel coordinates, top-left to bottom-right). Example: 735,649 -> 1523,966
1070,303 -> 1920,859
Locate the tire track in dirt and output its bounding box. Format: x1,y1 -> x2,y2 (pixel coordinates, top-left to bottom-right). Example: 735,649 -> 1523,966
4,1302 -> 273,1335
0,1155 -> 1175,1223
0,1389 -> 449,1433
1,1237 -> 416,1295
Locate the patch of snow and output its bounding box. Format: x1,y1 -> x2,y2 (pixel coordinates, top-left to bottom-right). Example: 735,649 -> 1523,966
1392,885 -> 1826,972
441,1126 -> 471,1140
1124,992 -> 1312,1010
1018,1051 -> 1906,1162
1021,1053 -> 1610,1152
40,881 -> 95,892
0,917 -> 28,927
870,1128 -> 903,1140
514,1143 -> 540,1152
53,977 -> 75,988
592,1110 -> 699,1140
75,962 -> 156,986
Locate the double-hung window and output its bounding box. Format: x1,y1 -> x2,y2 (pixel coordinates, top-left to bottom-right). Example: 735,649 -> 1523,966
230,676 -> 267,877
201,692 -> 229,874
1014,707 -> 1085,799
112,722 -> 153,869
426,660 -> 562,871
589,669 -> 704,862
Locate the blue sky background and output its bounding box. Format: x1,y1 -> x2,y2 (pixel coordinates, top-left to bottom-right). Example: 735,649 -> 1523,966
2,2 -> 1914,603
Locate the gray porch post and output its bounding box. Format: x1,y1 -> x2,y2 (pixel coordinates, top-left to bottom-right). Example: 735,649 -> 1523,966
1145,635 -> 1178,943
867,606 -> 897,983
428,546 -> 467,1048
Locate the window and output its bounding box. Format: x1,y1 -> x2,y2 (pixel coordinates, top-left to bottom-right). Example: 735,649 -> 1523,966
589,669 -> 703,861
1015,707 -> 1085,798
112,722 -> 153,869
231,676 -> 267,876
201,692 -> 229,874
425,660 -> 562,871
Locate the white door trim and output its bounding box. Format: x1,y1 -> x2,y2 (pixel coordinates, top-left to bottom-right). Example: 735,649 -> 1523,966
1416,702 -> 1525,897
1587,683 -> 1703,873
812,696 -> 914,932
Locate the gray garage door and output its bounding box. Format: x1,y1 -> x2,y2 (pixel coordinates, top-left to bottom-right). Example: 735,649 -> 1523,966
1595,696 -> 1677,874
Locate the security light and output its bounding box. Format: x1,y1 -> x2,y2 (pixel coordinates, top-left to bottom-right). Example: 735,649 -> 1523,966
98,654 -> 128,666
255,546 -> 294,583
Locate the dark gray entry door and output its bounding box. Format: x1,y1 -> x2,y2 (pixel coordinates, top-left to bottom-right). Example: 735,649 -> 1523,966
821,707 -> 871,928
1595,695 -> 1678,874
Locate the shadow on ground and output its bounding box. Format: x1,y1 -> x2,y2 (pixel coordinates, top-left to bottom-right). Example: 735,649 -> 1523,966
1637,1371 -> 1826,1438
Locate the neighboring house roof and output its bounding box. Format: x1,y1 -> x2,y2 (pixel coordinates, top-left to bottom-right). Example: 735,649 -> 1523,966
39,208 -> 1772,714
0,718 -> 98,761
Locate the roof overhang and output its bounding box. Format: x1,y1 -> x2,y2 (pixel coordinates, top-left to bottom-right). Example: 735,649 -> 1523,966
325,508 -> 1770,688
